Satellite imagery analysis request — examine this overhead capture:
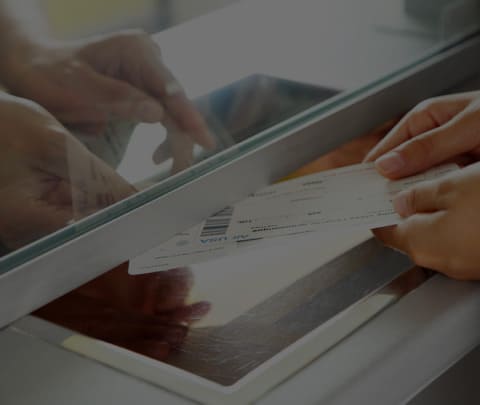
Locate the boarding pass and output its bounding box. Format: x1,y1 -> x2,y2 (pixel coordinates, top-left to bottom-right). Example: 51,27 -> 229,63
129,162 -> 458,274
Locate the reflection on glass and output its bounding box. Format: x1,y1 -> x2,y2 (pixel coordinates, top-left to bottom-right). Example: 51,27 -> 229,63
117,75 -> 338,187
0,0 -> 479,271
33,127 -> 421,392
35,247 -> 426,388
35,265 -> 211,360
0,26 -> 213,251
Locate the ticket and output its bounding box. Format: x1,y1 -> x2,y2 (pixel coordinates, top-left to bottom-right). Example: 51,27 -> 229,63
223,163 -> 457,241
129,162 -> 458,274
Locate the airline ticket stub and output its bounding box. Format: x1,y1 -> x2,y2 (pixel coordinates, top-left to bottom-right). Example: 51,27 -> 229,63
129,162 -> 458,274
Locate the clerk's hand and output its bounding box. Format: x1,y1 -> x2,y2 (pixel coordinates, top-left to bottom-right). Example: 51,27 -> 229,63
2,30 -> 212,140
365,92 -> 480,178
374,163 -> 480,280
1,30 -> 214,166
0,93 -> 134,249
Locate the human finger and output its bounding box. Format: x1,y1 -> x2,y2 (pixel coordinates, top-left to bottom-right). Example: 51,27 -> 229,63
365,95 -> 474,162
75,65 -> 165,124
137,42 -> 215,149
373,212 -> 447,271
167,301 -> 211,325
392,177 -> 454,217
373,108 -> 480,179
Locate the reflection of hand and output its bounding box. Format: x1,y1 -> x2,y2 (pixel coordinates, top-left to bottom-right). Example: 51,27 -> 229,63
35,265 -> 210,360
36,293 -> 187,359
153,127 -> 197,174
78,265 -> 206,317
365,92 -> 480,178
1,30 -> 214,148
0,93 -> 134,249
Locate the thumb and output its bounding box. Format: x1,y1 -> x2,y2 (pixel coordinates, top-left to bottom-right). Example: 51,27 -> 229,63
373,211 -> 448,272
392,177 -> 453,218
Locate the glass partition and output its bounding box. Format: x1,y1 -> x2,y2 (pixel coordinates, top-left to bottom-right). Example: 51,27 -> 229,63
1,0 -> 479,273
30,123 -> 425,400
28,123 -> 426,401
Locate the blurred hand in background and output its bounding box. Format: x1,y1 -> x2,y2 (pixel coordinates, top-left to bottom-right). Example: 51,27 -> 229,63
0,92 -> 134,250
1,28 -> 214,150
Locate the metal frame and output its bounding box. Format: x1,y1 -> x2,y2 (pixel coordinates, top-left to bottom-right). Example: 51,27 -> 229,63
2,34 -> 480,329
258,275 -> 480,405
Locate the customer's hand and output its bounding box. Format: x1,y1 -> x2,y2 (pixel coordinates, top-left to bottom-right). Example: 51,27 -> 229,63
365,92 -> 480,178
365,92 -> 480,280
0,93 -> 134,249
374,163 -> 480,280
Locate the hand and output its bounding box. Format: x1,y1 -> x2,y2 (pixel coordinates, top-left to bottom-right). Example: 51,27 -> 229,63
0,93 -> 134,249
365,91 -> 480,178
0,30 -> 214,166
374,163 -> 480,280
35,265 -> 210,360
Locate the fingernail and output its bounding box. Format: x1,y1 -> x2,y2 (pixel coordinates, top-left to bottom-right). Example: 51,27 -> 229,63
375,152 -> 405,175
393,192 -> 411,218
139,101 -> 164,122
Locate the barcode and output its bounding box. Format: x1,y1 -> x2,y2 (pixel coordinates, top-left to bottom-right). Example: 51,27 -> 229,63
200,207 -> 234,237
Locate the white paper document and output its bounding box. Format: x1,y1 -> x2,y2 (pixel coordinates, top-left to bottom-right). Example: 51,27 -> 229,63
129,162 -> 458,274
